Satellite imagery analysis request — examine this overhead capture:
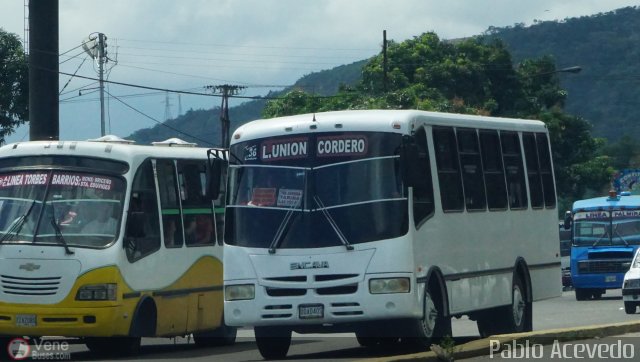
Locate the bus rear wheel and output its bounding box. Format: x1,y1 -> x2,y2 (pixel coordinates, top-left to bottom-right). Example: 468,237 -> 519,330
254,326 -> 291,360
477,274 -> 530,337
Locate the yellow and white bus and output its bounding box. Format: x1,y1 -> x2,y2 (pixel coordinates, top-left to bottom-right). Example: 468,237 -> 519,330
223,110 -> 561,359
0,136 -> 233,355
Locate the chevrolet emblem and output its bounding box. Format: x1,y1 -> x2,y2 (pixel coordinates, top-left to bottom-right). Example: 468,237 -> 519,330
19,263 -> 41,272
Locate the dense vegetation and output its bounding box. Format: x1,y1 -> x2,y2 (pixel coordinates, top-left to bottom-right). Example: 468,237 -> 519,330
0,28 -> 28,145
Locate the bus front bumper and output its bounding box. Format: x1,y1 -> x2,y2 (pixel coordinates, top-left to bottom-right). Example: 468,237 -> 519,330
224,281 -> 422,328
571,273 -> 625,289
0,304 -> 131,337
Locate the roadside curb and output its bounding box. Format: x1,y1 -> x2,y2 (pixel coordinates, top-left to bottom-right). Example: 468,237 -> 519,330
362,320 -> 640,361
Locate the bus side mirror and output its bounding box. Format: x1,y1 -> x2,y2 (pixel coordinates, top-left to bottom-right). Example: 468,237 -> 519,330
401,136 -> 421,188
206,149 -> 225,200
563,211 -> 572,230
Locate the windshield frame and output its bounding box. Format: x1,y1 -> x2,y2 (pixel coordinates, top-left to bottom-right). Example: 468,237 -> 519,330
225,131 -> 408,249
573,209 -> 640,247
0,168 -> 127,250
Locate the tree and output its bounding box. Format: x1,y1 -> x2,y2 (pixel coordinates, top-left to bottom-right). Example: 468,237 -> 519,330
0,28 -> 28,145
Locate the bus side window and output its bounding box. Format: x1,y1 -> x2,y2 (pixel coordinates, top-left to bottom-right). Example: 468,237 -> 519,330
500,131 -> 528,210
536,133 -> 556,208
456,128 -> 486,211
125,160 -> 161,262
433,126 -> 464,212
156,159 -> 184,248
479,130 -> 508,210
178,161 -> 215,246
412,127 -> 434,228
523,133 -> 544,209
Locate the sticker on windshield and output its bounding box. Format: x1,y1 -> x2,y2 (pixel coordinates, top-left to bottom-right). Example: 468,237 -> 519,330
278,189 -> 303,208
250,188 -> 276,206
51,174 -> 113,191
317,135 -> 368,157
0,173 -> 48,188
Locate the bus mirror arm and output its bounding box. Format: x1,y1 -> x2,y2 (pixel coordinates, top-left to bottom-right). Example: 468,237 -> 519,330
401,136 -> 421,188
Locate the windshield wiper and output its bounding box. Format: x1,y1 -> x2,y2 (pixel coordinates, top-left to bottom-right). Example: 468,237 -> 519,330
268,200 -> 302,254
612,227 -> 630,247
0,200 -> 37,244
47,206 -> 74,255
314,196 -> 353,251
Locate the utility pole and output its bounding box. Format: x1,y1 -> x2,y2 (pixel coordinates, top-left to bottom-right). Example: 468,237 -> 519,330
29,0 -> 59,141
383,30 -> 388,93
97,33 -> 106,136
206,85 -> 246,148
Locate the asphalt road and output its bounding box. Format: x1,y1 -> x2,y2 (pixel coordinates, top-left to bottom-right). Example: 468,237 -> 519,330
20,289 -> 640,362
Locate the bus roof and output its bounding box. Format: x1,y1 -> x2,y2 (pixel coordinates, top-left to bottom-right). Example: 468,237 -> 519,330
572,194 -> 640,212
0,137 -> 226,164
232,110 -> 547,143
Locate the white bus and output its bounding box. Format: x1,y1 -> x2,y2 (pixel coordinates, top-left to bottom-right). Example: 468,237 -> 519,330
0,136 -> 234,356
222,110 -> 561,359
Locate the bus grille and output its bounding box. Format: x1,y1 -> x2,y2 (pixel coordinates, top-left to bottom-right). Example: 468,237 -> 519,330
1,274 -> 61,296
577,259 -> 631,274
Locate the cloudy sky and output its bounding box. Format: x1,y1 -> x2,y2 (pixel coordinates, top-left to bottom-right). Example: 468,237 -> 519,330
1,0 -> 639,144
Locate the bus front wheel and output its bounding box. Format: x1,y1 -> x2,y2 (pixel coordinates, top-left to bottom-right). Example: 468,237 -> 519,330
575,288 -> 591,301
254,326 -> 291,360
625,302 -> 637,314
406,287 -> 451,347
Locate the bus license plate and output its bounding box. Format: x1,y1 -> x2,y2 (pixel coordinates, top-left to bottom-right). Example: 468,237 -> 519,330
16,314 -> 36,327
299,304 -> 324,319
605,275 -> 617,283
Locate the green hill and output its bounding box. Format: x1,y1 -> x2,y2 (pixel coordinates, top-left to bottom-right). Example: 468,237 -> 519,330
128,6 -> 640,144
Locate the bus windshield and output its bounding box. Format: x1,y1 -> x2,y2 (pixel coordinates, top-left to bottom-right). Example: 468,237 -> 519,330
0,170 -> 125,248
573,210 -> 640,246
226,132 -> 408,249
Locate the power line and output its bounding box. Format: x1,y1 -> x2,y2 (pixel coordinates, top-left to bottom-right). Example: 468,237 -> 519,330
104,90 -> 215,146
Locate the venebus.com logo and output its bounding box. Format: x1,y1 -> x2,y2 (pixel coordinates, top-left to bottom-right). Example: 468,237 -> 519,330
7,337 -> 71,361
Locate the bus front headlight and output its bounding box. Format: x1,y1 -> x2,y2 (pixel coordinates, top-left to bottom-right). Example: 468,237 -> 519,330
225,284 -> 255,301
624,279 -> 640,289
75,283 -> 117,301
369,278 -> 410,294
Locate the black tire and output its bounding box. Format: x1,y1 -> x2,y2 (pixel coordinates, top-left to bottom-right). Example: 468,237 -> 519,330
406,288 -> 451,347
477,274 -> 530,336
575,288 -> 591,301
193,322 -> 238,347
625,302 -> 636,314
254,326 -> 291,360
